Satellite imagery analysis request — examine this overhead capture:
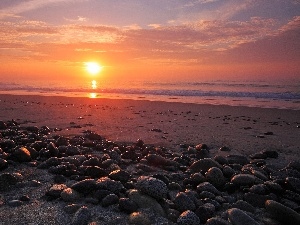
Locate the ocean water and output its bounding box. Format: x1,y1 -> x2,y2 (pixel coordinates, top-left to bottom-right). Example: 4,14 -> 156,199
0,78 -> 299,110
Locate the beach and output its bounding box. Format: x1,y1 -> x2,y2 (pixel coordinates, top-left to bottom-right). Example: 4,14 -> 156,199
0,94 -> 300,224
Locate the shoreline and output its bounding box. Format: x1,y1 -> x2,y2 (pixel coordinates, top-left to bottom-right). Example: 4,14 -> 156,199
0,93 -> 299,167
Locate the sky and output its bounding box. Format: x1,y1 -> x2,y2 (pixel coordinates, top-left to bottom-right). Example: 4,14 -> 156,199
0,0 -> 299,83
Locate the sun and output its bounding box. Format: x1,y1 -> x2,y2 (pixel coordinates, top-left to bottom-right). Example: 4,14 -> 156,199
85,62 -> 102,75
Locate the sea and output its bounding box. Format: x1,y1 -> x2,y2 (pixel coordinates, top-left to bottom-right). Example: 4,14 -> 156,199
0,77 -> 299,110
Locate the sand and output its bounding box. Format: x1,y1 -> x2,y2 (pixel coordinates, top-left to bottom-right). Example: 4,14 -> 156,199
0,94 -> 299,167
0,94 -> 300,224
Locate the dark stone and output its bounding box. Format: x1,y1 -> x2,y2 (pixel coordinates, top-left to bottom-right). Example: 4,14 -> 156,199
10,147 -> 31,162
262,150 -> 279,158
177,210 -> 201,225
226,155 -> 249,165
206,217 -> 231,225
136,176 -> 168,200
109,169 -> 130,182
228,208 -> 260,225
101,193 -> 119,207
244,193 -> 273,208
72,206 -> 91,225
0,158 -> 8,171
96,177 -> 124,194
71,179 -> 98,195
195,203 -> 215,222
119,198 -> 138,214
81,166 -> 107,178
189,158 -> 222,173
174,192 -> 196,212
0,173 -> 20,191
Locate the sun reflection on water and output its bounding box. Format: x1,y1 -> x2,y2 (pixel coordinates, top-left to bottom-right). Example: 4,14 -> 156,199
89,80 -> 98,98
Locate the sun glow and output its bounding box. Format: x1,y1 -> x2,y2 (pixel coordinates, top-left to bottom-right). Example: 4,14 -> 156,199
85,62 -> 102,75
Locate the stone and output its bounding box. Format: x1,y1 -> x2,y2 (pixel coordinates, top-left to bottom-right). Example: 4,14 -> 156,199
46,184 -> 67,198
81,166 -> 107,178
101,193 -> 119,207
206,217 -> 231,225
8,200 -> 23,207
10,147 -> 31,162
61,188 -> 81,202
71,179 -> 97,195
0,158 -> 8,171
109,169 -> 130,182
189,158 -> 222,173
244,193 -> 272,208
71,206 -> 91,225
177,210 -> 200,225
96,177 -> 124,194
231,174 -> 256,186
129,212 -> 151,225
118,198 -> 138,214
136,176 -> 168,200
196,182 -> 220,195
206,167 -> 226,188
265,200 -> 300,225
228,208 -> 260,225
231,200 -> 255,213
286,177 -> 300,193
226,155 -> 249,165
174,192 -> 196,212
128,189 -> 165,217
195,203 -> 215,222
223,166 -> 235,178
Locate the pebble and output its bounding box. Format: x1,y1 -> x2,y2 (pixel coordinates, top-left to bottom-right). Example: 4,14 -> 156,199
71,206 -> 91,225
206,167 -> 226,188
118,198 -> 138,214
136,176 -> 168,200
227,208 -> 260,225
177,210 -> 200,225
101,193 -> 119,207
0,158 -> 8,171
8,200 -> 23,207
174,192 -> 196,212
226,155 -> 249,165
231,200 -> 255,213
10,147 -> 31,162
206,217 -> 231,225
265,199 -> 300,225
129,211 -> 151,225
61,188 -> 81,202
197,182 -> 220,195
71,179 -> 97,195
231,174 -> 256,186
189,158 -> 222,173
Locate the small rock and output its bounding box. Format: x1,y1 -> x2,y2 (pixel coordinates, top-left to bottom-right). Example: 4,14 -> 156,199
71,206 -> 91,225
205,167 -> 226,189
101,193 -> 119,207
136,176 -> 168,200
227,208 -> 260,225
189,158 -> 222,173
61,188 -> 81,202
196,182 -> 220,195
10,147 -> 31,162
177,210 -> 200,225
129,212 -> 151,225
226,155 -> 249,165
71,179 -> 97,195
195,203 -> 215,222
0,158 -> 8,171
265,200 -> 300,225
46,184 -> 67,199
231,174 -> 256,186
174,192 -> 196,212
8,200 -> 23,207
231,200 -> 255,213
119,198 -> 138,214
206,217 -> 231,225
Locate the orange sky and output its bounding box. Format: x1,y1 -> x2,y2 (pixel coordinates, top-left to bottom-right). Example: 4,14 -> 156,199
0,0 -> 299,83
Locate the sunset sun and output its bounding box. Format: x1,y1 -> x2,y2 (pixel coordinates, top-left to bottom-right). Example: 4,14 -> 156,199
85,62 -> 102,75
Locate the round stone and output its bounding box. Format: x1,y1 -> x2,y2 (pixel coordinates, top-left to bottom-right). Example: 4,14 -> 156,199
174,192 -> 196,212
206,167 -> 226,188
136,176 -> 168,200
228,208 -> 260,225
231,174 -> 256,186
177,210 -> 200,225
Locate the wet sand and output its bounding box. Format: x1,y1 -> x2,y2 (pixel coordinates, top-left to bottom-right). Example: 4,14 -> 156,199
0,94 -> 299,167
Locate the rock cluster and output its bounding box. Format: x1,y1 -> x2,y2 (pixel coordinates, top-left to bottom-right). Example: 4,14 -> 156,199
0,120 -> 300,224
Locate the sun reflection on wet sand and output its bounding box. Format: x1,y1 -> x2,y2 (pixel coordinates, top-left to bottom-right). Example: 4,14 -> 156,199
89,80 -> 98,98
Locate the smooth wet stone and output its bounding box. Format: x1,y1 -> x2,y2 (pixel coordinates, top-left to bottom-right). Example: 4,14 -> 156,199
197,182 -> 220,195
71,179 -> 97,195
177,210 -> 200,225
174,192 -> 196,212
231,174 -> 256,186
46,184 -> 67,198
206,167 -> 226,188
101,193 -> 119,207
228,208 -> 260,225
136,176 -> 168,200
128,189 -> 165,216
61,188 -> 81,202
231,200 -> 255,213
8,200 -> 23,207
129,212 -> 151,225
265,200 -> 300,225
10,147 -> 31,162
109,169 -> 130,182
0,158 -> 8,171
195,203 -> 215,222
71,206 -> 91,225
189,158 -> 222,173
226,155 -> 249,165
206,217 -> 231,225
119,198 -> 138,214
96,177 -> 124,194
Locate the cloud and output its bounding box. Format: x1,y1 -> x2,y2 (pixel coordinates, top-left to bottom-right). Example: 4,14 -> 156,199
0,0 -> 87,19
